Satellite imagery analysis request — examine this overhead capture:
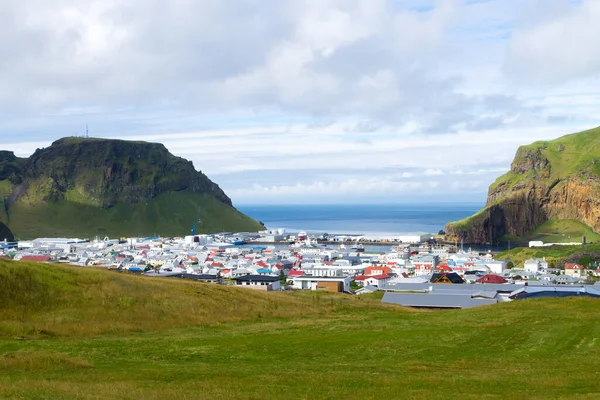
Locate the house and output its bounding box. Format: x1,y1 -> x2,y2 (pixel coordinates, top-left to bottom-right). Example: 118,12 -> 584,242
553,274 -> 580,285
476,274 -> 507,284
353,275 -> 369,286
301,267 -> 345,277
410,255 -> 438,276
435,263 -> 453,273
361,274 -> 391,288
430,272 -> 465,284
364,265 -> 392,276
485,260 -> 508,275
524,258 -> 548,273
564,263 -> 586,278
233,275 -> 281,291
289,275 -> 352,292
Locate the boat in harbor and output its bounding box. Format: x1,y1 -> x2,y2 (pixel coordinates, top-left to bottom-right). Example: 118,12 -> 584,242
297,231 -> 308,241
351,243 -> 365,252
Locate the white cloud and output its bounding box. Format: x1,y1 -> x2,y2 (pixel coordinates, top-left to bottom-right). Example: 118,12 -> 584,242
424,168 -> 444,176
228,177 -> 442,204
505,1 -> 600,84
1,0 -> 600,204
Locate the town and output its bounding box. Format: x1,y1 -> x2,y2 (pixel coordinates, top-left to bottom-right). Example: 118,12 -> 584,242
3,229 -> 600,309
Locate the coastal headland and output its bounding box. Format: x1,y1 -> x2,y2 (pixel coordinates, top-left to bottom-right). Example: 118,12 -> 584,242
446,126 -> 600,245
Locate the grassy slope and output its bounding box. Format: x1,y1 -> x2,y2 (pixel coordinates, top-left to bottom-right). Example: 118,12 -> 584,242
526,219 -> 600,243
1,261 -> 600,399
495,243 -> 600,267
7,191 -> 263,239
446,207 -> 487,231
492,125 -> 600,190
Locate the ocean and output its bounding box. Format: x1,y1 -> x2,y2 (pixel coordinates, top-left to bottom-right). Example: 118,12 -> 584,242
237,203 -> 483,235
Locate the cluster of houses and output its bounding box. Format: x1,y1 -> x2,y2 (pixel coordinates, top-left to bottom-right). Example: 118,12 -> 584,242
2,234 -> 600,309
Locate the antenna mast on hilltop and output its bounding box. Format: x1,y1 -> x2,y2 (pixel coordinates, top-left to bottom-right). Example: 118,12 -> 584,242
86,124 -> 89,138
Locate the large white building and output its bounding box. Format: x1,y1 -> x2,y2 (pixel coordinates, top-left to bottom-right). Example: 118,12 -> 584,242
485,260 -> 509,275
524,258 -> 548,273
289,275 -> 352,292
396,234 -> 431,244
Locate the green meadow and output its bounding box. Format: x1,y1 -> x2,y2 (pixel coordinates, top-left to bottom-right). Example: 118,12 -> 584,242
1,260 -> 599,399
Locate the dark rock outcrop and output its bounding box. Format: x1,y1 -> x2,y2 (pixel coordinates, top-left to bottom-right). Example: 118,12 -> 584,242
0,222 -> 13,242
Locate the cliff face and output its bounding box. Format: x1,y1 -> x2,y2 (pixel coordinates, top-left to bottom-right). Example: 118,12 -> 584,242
446,126 -> 600,243
0,137 -> 262,238
0,222 -> 13,242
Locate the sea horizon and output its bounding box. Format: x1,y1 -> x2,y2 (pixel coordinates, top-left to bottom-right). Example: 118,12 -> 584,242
237,203 -> 484,236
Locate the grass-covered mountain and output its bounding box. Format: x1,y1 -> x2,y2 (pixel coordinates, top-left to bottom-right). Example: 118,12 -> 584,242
446,126 -> 600,244
0,137 -> 262,239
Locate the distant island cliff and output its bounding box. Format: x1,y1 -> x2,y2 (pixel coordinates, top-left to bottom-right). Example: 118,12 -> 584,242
0,137 -> 263,239
446,126 -> 600,244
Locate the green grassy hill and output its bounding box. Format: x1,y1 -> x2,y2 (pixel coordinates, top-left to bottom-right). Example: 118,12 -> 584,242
1,260 -> 600,399
499,219 -> 600,245
6,191 -> 261,238
491,126 -> 600,189
0,137 -> 263,238
496,242 -> 600,268
446,126 -> 600,244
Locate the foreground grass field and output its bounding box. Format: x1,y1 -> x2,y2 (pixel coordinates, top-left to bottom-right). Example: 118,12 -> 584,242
1,261 -> 600,399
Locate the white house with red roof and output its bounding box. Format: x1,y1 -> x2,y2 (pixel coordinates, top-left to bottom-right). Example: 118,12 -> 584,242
435,263 -> 453,273
364,265 -> 392,276
410,255 -> 438,276
354,274 -> 391,287
363,274 -> 391,287
564,263 -> 586,278
287,269 -> 303,278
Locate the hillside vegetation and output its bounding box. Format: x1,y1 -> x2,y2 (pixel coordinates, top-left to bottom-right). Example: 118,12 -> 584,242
0,260 -> 335,337
446,126 -> 600,244
6,191 -> 261,239
0,137 -> 263,238
1,260 -> 600,399
496,242 -> 600,268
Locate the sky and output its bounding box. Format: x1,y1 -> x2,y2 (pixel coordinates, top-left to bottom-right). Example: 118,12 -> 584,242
1,0 -> 600,205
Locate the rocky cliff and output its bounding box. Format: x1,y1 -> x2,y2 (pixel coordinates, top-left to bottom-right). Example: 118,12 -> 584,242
0,222 -> 13,242
446,126 -> 600,244
0,137 -> 262,239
